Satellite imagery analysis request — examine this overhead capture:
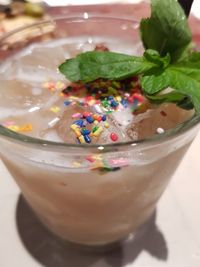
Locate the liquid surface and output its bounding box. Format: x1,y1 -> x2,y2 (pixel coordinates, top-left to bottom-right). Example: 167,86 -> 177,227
0,37 -> 192,144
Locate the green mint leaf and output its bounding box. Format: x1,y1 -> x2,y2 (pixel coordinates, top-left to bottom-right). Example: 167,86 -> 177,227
165,67 -> 200,113
142,61 -> 200,113
140,0 -> 192,62
59,58 -> 81,82
172,52 -> 200,82
171,42 -> 194,63
146,91 -> 193,109
144,49 -> 171,68
58,51 -> 159,83
141,69 -> 170,94
58,0 -> 200,114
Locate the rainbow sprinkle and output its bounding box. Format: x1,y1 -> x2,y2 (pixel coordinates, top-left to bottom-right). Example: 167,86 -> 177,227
5,123 -> 33,133
62,77 -> 145,144
58,77 -> 144,114
50,106 -> 61,113
70,112 -> 107,144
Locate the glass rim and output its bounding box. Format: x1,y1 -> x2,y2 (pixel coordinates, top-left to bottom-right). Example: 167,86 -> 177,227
0,14 -> 200,151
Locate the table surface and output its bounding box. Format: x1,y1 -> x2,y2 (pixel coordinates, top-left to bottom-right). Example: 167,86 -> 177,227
1,1 -> 200,267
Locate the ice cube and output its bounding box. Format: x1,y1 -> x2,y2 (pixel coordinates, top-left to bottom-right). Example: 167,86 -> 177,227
61,38 -> 96,58
0,79 -> 54,109
52,104 -> 132,145
19,45 -> 66,69
126,103 -> 193,140
2,45 -> 66,83
53,105 -> 93,144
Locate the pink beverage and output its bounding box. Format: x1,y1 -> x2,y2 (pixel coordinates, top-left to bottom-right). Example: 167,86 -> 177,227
0,16 -> 199,246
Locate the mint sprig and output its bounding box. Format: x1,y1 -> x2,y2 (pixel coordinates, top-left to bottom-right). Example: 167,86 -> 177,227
59,0 -> 200,114
141,52 -> 200,113
140,0 -> 192,62
58,51 -> 163,83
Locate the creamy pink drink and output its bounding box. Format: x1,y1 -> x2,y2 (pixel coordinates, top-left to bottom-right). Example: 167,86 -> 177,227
0,16 -> 199,246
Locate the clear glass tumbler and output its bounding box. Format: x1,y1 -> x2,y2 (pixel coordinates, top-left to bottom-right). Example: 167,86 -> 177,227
0,15 -> 199,246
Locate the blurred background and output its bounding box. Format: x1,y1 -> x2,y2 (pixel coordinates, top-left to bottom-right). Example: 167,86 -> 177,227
0,0 -> 200,37
0,0 -> 146,38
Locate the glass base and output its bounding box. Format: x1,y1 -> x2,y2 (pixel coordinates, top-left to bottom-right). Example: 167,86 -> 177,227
17,195 -> 156,253
48,212 -> 156,253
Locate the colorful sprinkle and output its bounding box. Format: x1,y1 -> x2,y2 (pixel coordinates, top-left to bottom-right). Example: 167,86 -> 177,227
75,130 -> 81,137
83,111 -> 90,118
92,154 -> 103,160
110,132 -> 118,142
72,113 -> 82,119
133,93 -> 144,103
97,116 -> 102,122
92,125 -> 99,133
90,161 -> 104,170
19,124 -> 33,132
2,121 -> 15,127
108,87 -> 117,95
124,93 -> 130,97
93,114 -> 99,120
102,114 -> 107,121
115,96 -> 122,102
73,161 -> 81,167
93,126 -> 103,137
70,124 -> 79,131
45,75 -> 144,146
84,135 -> 91,143
81,129 -> 91,135
73,119 -> 84,127
86,116 -> 94,123
109,158 -> 129,167
50,106 -> 60,113
112,81 -> 120,88
5,123 -> 33,133
121,99 -> 128,108
42,81 -> 55,91
156,127 -> 165,134
48,117 -> 60,127
86,155 -> 95,162
101,100 -> 109,107
104,122 -> 110,128
55,81 -> 66,90
110,100 -> 119,108
64,100 -> 71,106
7,125 -> 20,132
88,99 -> 96,106
160,111 -> 167,117
78,135 -> 85,143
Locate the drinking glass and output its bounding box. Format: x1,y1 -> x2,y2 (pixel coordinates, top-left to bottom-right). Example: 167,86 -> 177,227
0,15 -> 199,246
